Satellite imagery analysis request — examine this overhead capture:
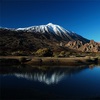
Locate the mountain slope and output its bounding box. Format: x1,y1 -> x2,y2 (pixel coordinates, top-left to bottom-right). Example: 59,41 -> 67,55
15,23 -> 89,43
0,23 -> 90,55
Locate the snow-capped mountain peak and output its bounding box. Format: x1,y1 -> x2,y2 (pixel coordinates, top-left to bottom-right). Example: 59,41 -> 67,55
47,23 -> 54,26
15,23 -> 89,42
16,23 -> 70,34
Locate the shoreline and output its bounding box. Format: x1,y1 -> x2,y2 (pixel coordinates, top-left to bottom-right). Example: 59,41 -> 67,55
0,56 -> 99,66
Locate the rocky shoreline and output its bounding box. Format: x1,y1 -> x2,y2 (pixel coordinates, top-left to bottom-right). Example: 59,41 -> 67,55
0,56 -> 99,66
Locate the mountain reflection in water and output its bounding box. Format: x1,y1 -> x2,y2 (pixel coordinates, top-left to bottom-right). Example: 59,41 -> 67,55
0,65 -> 100,99
0,65 -> 88,85
14,72 -> 65,85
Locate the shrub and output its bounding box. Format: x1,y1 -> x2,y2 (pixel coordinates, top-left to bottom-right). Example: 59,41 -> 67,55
65,52 -> 72,57
58,51 -> 66,57
53,52 -> 59,57
11,51 -> 28,56
36,48 -> 53,57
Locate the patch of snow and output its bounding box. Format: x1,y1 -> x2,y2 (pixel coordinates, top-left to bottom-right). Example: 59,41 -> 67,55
15,23 -> 78,39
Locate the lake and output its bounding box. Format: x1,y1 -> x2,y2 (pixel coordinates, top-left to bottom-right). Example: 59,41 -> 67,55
0,65 -> 100,100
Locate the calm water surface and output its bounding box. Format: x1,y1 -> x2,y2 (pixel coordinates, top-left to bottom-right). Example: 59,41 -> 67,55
0,65 -> 100,100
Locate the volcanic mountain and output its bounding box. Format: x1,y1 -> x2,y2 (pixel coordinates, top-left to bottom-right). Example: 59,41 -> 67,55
0,23 -> 90,55
15,23 -> 89,43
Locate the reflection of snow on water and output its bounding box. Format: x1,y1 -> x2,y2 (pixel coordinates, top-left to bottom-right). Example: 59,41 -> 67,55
1,66 -> 88,85
14,72 -> 66,85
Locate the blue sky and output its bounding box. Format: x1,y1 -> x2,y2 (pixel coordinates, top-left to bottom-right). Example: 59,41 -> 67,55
0,0 -> 100,42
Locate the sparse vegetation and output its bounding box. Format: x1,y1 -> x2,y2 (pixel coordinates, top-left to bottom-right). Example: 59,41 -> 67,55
58,51 -> 66,57
11,51 -> 29,56
36,48 -> 53,57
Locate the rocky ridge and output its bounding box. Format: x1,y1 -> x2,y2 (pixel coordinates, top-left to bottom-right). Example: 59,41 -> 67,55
65,40 -> 100,52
